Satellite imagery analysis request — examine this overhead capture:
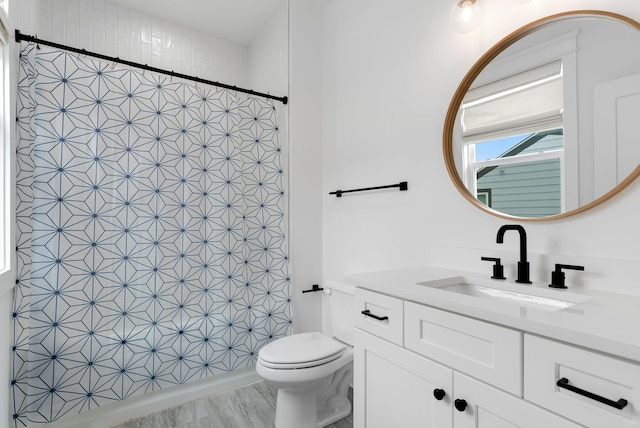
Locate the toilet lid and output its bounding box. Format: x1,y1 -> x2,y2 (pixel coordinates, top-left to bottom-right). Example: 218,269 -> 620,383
258,332 -> 345,368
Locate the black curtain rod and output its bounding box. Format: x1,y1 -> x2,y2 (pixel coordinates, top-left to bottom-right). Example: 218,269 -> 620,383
14,30 -> 288,105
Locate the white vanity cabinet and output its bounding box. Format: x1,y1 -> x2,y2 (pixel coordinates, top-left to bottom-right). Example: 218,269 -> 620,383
525,334 -> 640,428
354,288 -> 583,428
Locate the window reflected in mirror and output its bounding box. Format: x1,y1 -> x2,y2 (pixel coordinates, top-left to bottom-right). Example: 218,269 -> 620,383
460,59 -> 565,218
471,129 -> 564,217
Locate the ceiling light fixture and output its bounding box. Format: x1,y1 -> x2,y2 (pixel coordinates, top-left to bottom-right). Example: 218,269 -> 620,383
450,0 -> 483,33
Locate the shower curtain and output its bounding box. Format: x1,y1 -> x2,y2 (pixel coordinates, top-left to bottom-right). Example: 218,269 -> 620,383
11,44 -> 291,425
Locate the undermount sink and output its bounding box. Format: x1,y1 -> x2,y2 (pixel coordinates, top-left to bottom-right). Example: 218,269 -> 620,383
418,278 -> 591,311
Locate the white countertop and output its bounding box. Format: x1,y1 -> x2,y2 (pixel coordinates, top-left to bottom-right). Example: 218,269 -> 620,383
345,266 -> 640,363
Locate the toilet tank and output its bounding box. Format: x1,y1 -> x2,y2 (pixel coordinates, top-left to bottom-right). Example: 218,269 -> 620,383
325,280 -> 355,346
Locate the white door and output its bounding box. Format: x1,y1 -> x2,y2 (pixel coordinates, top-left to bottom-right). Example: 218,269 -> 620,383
594,73 -> 640,199
354,330 -> 453,428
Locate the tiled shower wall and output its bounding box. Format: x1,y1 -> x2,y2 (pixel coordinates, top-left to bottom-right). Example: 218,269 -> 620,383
17,0 -> 249,88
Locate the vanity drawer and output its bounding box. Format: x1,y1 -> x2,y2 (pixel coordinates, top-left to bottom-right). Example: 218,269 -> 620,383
525,334 -> 640,428
404,302 -> 522,396
355,288 -> 403,346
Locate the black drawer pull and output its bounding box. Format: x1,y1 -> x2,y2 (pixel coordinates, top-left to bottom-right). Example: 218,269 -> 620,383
361,309 -> 389,321
556,377 -> 628,410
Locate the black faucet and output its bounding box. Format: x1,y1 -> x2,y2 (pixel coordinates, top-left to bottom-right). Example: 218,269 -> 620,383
496,225 -> 532,284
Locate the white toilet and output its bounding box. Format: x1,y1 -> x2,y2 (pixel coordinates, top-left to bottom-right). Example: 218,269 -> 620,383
256,281 -> 355,428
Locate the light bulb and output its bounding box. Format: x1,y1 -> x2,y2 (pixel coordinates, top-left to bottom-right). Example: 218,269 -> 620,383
450,0 -> 483,33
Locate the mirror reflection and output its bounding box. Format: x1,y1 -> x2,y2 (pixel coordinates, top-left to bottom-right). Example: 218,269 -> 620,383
446,12 -> 640,219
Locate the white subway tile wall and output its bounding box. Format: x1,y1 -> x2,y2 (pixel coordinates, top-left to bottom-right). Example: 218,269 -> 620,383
23,0 -> 248,87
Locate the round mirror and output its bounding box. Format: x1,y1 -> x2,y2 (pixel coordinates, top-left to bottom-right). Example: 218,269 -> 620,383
443,11 -> 640,221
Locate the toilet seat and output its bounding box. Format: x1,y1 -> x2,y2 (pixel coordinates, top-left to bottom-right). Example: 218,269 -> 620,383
258,332 -> 346,369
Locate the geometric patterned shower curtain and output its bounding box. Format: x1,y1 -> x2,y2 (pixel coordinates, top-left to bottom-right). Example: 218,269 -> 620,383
11,44 -> 291,426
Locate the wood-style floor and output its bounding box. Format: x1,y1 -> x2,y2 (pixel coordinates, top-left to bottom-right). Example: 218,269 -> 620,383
111,381 -> 353,428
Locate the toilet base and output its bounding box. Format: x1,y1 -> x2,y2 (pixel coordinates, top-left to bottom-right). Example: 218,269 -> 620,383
317,395 -> 351,427
272,362 -> 353,428
316,363 -> 352,427
274,389 -> 351,428
274,388 -> 317,428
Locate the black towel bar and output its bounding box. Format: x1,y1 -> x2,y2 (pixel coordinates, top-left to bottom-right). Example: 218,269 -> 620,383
329,181 -> 408,197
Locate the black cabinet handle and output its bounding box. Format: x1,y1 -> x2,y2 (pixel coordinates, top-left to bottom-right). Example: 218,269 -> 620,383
556,378 -> 628,410
433,388 -> 446,401
360,309 -> 389,321
454,399 -> 467,412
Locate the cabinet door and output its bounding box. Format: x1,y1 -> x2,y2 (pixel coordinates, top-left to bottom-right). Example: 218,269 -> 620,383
453,373 -> 582,428
354,329 -> 453,428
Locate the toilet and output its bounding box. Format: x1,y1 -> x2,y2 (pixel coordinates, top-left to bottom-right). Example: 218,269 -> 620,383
256,281 -> 355,428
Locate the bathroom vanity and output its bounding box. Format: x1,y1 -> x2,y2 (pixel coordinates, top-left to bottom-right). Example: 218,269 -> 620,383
348,266 -> 640,428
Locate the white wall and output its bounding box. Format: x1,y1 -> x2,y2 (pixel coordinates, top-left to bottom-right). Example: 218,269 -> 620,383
320,0 -> 640,296
248,1 -> 288,97
288,0 -> 326,334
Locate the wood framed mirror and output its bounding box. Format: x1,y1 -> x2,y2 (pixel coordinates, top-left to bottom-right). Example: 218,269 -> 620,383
443,10 -> 640,221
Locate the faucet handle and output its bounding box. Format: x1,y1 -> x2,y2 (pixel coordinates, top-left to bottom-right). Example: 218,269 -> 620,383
481,257 -> 506,280
549,264 -> 585,289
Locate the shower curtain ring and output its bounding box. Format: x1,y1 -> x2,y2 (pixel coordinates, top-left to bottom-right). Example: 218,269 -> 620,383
35,35 -> 40,50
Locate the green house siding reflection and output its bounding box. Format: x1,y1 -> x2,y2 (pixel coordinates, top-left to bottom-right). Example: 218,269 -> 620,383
477,130 -> 563,218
